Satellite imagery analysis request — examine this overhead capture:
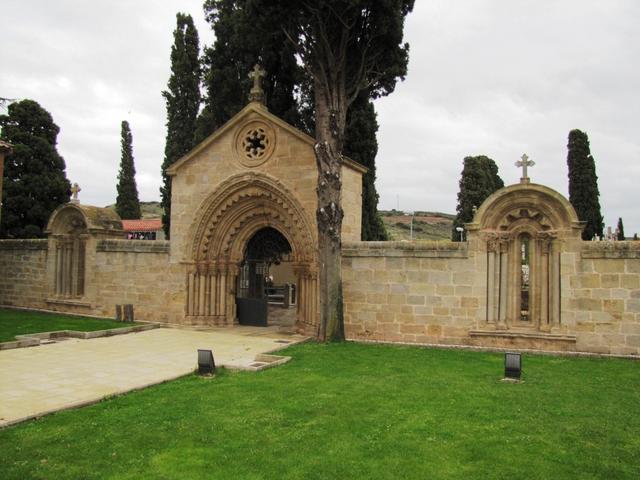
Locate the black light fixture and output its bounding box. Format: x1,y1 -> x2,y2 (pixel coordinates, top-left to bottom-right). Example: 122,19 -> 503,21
197,349 -> 216,375
504,352 -> 522,380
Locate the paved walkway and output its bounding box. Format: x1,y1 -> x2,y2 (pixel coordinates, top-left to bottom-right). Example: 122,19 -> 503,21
0,326 -> 308,427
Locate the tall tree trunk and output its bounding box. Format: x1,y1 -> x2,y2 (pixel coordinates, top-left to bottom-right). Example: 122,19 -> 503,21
314,76 -> 346,341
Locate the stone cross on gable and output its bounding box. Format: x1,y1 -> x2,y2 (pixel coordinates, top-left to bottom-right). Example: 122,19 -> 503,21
515,153 -> 535,183
70,182 -> 81,204
248,64 -> 266,105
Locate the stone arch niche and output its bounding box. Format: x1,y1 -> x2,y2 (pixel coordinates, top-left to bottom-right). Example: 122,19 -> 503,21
467,183 -> 583,332
45,203 -> 123,302
185,173 -> 318,328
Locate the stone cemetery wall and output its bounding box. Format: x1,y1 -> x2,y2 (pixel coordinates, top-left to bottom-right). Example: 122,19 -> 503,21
342,241 -> 482,346
1,233 -> 639,355
0,239 -> 185,324
569,242 -> 640,355
342,240 -> 640,356
91,240 -> 184,323
0,240 -> 49,309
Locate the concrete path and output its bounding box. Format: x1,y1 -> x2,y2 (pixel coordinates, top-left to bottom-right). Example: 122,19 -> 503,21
0,326 -> 308,427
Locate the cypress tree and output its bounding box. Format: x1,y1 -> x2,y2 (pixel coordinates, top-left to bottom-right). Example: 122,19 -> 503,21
115,120 -> 141,220
195,0 -> 304,143
567,129 -> 603,240
616,217 -> 625,241
0,99 -> 70,238
452,156 -> 504,241
251,0 -> 414,340
343,92 -> 388,240
161,12 -> 201,238
199,1 -> 388,244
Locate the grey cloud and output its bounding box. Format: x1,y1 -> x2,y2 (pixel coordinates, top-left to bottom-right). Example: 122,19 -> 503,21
1,1 -> 638,234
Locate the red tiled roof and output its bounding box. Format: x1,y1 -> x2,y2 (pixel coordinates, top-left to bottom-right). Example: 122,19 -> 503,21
121,219 -> 162,232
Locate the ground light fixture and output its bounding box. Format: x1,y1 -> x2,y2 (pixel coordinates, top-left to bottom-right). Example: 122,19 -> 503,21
197,349 -> 216,375
504,352 -> 522,380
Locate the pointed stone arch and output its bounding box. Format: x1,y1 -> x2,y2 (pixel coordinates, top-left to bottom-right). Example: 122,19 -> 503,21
184,172 -> 318,328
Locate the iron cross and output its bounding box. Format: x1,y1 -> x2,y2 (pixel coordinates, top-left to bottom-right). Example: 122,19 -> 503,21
515,154 -> 535,181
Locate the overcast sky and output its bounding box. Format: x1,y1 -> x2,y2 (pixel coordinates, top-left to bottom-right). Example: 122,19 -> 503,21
1,1 -> 639,234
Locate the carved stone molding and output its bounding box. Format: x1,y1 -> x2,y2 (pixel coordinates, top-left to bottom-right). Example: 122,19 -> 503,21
484,232 -> 511,253
537,231 -> 557,254
498,207 -> 552,232
189,173 -> 316,265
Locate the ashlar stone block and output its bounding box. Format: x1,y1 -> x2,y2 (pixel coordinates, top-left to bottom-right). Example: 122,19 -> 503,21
601,274 -> 620,288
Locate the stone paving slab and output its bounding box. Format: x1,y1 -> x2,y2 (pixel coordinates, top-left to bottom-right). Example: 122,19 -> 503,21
0,326 -> 308,427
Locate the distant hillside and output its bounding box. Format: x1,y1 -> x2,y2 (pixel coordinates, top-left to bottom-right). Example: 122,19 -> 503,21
103,203 -> 454,240
106,201 -> 162,219
379,210 -> 454,241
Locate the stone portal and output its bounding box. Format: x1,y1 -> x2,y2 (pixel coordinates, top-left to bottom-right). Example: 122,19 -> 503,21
166,87 -> 365,330
184,173 -> 318,330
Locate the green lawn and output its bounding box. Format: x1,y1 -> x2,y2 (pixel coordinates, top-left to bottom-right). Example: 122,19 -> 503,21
0,342 -> 638,479
0,308 -> 133,342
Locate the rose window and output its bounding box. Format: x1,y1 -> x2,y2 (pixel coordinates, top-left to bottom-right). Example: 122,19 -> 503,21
242,127 -> 270,160
235,120 -> 275,167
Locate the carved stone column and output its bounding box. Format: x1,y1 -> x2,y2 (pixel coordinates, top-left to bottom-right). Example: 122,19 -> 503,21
64,240 -> 73,297
485,234 -> 500,324
225,264 -> 239,325
551,244 -> 561,327
497,236 -> 510,329
538,234 -> 551,331
55,241 -> 63,295
219,264 -> 228,323
308,270 -> 318,326
293,265 -> 310,327
186,269 -> 196,316
75,237 -> 86,296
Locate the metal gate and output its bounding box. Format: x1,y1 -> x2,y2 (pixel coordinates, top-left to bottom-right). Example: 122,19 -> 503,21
235,227 -> 292,327
236,260 -> 268,326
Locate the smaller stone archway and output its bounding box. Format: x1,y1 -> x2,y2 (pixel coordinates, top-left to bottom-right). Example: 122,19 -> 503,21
45,203 -> 123,301
468,183 -> 583,332
185,173 -> 318,329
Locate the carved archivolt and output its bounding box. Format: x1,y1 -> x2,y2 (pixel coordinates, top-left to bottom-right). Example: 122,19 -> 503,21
46,203 -> 122,235
498,208 -> 552,232
189,173 -> 317,265
472,183 -> 581,234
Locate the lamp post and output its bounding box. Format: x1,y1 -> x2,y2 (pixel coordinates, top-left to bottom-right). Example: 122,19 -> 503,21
410,212 -> 415,240
405,211 -> 415,241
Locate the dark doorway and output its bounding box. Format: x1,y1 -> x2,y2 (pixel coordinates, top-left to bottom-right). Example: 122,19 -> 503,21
236,227 -> 292,326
